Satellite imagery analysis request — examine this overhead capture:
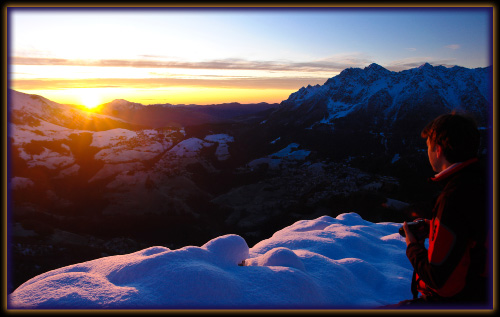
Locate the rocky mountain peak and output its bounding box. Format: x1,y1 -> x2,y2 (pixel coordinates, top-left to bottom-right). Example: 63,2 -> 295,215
364,63 -> 388,72
270,63 -> 491,131
417,62 -> 433,70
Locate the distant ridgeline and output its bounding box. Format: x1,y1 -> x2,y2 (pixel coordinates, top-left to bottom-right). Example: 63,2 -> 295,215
262,63 -> 491,159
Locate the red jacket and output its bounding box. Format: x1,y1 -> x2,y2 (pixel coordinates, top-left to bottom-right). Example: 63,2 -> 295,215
406,158 -> 489,304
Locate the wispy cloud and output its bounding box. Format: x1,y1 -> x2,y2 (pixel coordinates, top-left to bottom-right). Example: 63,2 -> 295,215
11,56 -> 371,73
445,44 -> 460,50
14,54 -> 468,92
384,57 -> 458,72
11,55 -> 373,92
405,48 -> 417,51
11,76 -> 330,91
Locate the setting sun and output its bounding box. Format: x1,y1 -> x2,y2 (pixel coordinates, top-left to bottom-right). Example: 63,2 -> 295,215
80,90 -> 102,110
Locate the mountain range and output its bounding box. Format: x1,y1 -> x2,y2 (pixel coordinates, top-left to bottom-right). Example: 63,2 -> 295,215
95,99 -> 278,128
7,62 -> 492,293
268,63 -> 490,129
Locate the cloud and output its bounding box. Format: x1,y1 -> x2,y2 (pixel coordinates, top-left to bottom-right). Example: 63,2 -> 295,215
13,53 -> 466,91
12,55 -> 366,91
11,76 -> 330,91
384,57 -> 458,72
405,48 -> 417,51
445,44 -> 460,50
11,56 -> 369,73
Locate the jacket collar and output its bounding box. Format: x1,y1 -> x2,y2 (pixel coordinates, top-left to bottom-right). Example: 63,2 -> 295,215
430,157 -> 479,182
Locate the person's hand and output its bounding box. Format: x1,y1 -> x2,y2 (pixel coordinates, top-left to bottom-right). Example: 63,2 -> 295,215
403,221 -> 418,246
414,218 -> 431,226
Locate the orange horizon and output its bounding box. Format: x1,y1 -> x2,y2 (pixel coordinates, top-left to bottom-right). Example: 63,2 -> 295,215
10,87 -> 294,108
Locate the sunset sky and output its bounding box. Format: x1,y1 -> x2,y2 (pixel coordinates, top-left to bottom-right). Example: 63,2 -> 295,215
8,6 -> 493,108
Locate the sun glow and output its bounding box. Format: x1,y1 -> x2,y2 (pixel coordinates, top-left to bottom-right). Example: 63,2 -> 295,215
80,89 -> 103,110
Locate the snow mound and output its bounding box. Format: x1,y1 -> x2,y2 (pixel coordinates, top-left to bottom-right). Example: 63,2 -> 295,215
168,138 -> 212,158
202,234 -> 249,266
91,129 -> 138,148
9,213 -> 412,309
246,247 -> 305,271
204,134 -> 234,161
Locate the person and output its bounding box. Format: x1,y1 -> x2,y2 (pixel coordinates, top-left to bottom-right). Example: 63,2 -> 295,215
392,112 -> 489,307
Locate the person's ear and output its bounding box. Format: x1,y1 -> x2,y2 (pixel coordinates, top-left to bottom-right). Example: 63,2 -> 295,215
435,144 -> 443,158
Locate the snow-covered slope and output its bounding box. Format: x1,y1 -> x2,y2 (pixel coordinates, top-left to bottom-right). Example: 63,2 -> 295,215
268,63 -> 491,129
247,143 -> 311,170
9,90 -> 135,131
9,89 -> 238,218
9,213 -> 414,309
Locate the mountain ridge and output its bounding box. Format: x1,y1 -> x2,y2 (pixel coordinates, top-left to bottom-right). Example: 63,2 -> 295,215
9,89 -> 280,129
271,63 -> 491,129
9,89 -> 140,132
262,63 -> 491,151
89,97 -> 279,128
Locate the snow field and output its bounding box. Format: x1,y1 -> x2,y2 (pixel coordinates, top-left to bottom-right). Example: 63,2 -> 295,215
9,212 -> 413,309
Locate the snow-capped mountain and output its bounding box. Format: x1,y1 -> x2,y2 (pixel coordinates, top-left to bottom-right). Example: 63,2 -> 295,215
267,63 -> 491,131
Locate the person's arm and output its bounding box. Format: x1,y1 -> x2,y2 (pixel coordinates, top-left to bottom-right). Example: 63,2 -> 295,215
406,191 -> 473,296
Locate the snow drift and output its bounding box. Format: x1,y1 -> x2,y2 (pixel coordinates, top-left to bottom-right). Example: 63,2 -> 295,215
9,213 -> 414,309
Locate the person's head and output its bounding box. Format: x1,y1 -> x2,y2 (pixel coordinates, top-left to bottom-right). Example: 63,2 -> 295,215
421,112 -> 480,172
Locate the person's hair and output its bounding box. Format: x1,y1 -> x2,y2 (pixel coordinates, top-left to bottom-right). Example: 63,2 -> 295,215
421,112 -> 480,163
